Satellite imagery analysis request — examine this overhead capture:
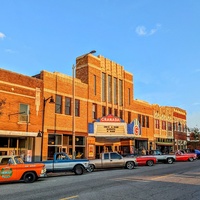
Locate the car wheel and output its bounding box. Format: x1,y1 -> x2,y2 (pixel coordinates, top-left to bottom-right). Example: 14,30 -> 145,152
167,158 -> 174,164
23,172 -> 36,183
188,157 -> 194,162
146,160 -> 154,166
87,164 -> 95,172
126,161 -> 135,169
74,165 -> 84,175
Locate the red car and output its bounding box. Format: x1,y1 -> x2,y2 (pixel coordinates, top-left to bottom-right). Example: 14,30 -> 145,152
123,154 -> 157,166
136,156 -> 157,166
175,151 -> 197,162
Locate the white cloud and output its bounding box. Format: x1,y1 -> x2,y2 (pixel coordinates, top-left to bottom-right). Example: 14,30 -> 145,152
136,24 -> 161,36
135,26 -> 147,36
0,32 -> 6,39
5,49 -> 16,53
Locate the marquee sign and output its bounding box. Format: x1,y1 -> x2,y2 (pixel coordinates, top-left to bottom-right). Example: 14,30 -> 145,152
99,114 -> 121,122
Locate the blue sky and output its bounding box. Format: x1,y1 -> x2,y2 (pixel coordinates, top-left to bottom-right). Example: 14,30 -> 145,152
0,0 -> 200,129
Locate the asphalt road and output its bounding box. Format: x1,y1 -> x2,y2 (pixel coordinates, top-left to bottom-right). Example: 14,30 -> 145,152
1,160 -> 200,200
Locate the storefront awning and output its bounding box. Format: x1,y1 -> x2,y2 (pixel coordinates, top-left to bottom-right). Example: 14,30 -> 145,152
0,130 -> 38,137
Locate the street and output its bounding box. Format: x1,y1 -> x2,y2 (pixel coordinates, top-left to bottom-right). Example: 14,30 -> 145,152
1,160 -> 200,200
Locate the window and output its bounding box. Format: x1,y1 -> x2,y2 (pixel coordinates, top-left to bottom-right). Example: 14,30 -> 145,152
128,112 -> 131,123
155,119 -> 160,129
114,109 -> 118,117
168,122 -> 172,131
114,77 -> 118,105
94,75 -> 96,95
65,97 -> 71,115
111,152 -> 121,159
102,73 -> 106,102
102,106 -> 106,116
92,104 -> 97,119
104,153 -> 109,159
120,110 -> 123,119
162,121 -> 166,130
146,116 -> 149,128
108,107 -> 112,115
142,115 -> 145,127
0,137 -> 8,147
55,95 -> 62,114
75,99 -> 80,116
138,114 -> 141,124
108,75 -> 112,103
119,79 -> 123,106
19,104 -> 29,122
48,134 -> 62,145
128,88 -> 131,105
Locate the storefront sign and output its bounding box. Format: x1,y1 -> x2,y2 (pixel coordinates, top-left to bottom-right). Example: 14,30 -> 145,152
96,125 -> 125,134
100,114 -> 121,122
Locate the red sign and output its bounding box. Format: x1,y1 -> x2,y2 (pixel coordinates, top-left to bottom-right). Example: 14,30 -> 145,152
134,125 -> 139,135
100,114 -> 121,122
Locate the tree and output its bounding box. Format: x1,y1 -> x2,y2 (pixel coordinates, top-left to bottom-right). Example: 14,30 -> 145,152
0,99 -> 6,116
191,127 -> 200,140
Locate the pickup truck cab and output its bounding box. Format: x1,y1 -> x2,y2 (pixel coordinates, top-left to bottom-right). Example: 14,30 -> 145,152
149,150 -> 176,164
0,155 -> 46,183
88,152 -> 138,172
41,152 -> 90,175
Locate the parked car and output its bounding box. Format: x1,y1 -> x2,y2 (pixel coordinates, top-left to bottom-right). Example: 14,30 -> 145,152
0,155 -> 46,183
194,149 -> 200,159
88,152 -> 138,172
123,154 -> 157,166
148,150 -> 176,164
177,150 -> 197,160
37,152 -> 90,175
175,150 -> 197,162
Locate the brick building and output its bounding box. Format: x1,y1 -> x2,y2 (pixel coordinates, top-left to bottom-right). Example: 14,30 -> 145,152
0,53 -> 187,160
0,68 -> 43,161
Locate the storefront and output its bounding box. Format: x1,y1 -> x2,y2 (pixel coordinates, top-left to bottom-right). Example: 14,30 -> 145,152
0,130 -> 37,161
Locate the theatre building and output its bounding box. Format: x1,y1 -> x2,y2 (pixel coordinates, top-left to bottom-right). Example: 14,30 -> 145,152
0,53 -> 187,160
33,53 -> 155,160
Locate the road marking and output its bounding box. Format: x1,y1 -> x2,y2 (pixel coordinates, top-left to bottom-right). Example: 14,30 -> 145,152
59,195 -> 79,200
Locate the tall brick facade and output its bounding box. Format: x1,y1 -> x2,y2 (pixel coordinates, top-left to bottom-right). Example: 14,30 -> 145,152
0,53 -> 187,160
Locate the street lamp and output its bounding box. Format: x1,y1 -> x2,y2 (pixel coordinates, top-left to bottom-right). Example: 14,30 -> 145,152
72,50 -> 96,159
38,96 -> 55,161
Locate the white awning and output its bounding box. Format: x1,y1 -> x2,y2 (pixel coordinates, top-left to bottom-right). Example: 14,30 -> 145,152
0,130 -> 38,137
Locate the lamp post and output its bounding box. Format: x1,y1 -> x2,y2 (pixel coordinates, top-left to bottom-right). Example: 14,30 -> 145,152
39,96 -> 55,161
72,50 -> 96,159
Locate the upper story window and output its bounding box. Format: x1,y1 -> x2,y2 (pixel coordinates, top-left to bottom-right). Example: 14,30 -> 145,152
75,99 -> 80,117
102,73 -> 106,102
162,121 -> 166,130
128,88 -> 131,105
19,103 -> 29,122
119,79 -> 123,106
120,110 -> 123,119
108,75 -> 112,103
114,109 -> 118,117
146,116 -> 149,128
55,95 -> 62,114
155,119 -> 160,129
108,107 -> 112,115
167,122 -> 172,131
65,97 -> 71,115
92,104 -> 97,119
138,114 -> 141,125
142,115 -> 145,127
128,112 -> 131,123
102,106 -> 106,117
114,77 -> 118,105
94,75 -> 96,96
